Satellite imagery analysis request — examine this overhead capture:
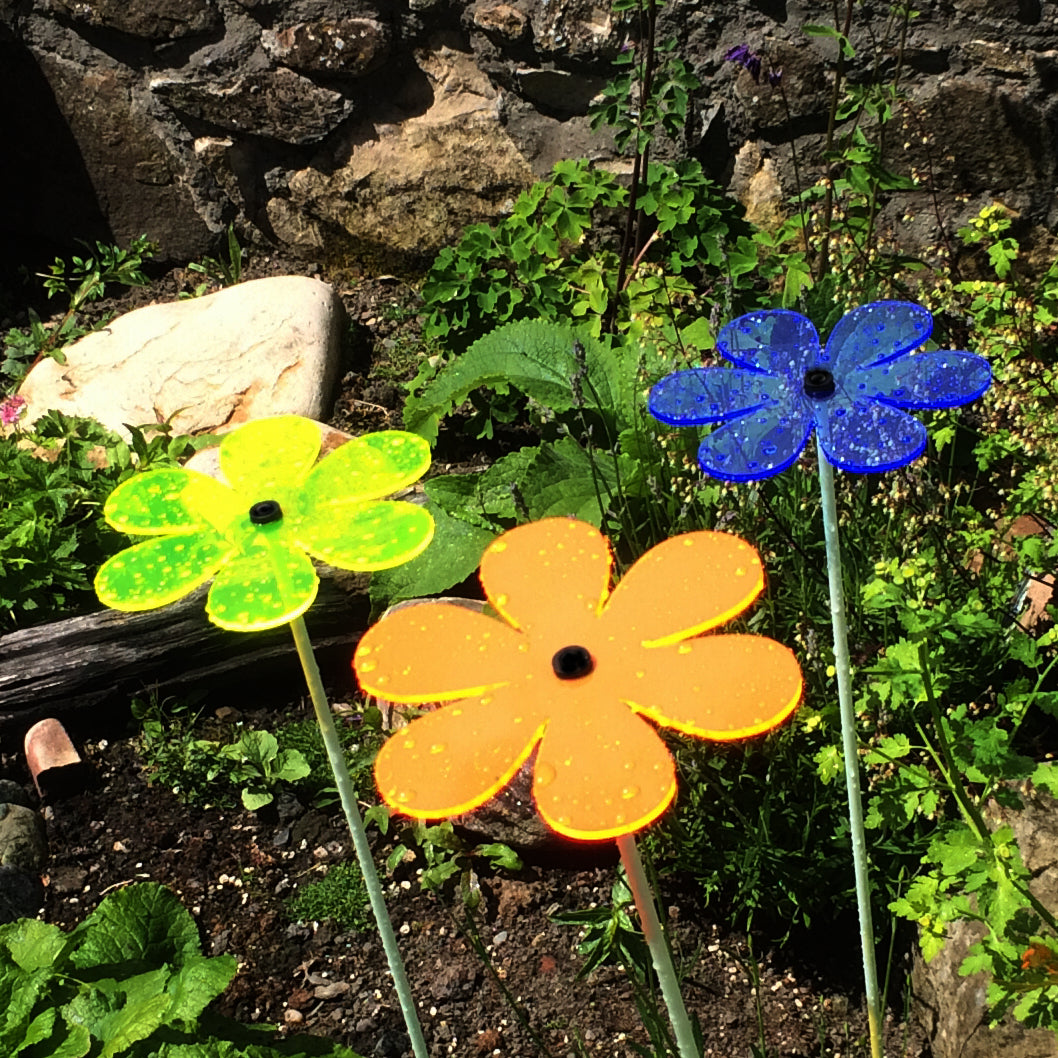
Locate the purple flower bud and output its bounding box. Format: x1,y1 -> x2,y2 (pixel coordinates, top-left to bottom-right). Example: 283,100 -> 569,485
767,67 -> 784,87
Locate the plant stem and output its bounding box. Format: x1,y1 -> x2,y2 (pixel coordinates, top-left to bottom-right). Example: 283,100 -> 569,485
816,440 -> 883,1058
616,833 -> 699,1058
289,615 -> 429,1058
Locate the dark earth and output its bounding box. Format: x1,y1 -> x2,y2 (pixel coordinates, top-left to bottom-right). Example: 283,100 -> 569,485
2,250 -> 930,1057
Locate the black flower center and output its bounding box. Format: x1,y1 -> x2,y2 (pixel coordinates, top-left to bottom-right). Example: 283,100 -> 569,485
551,645 -> 595,680
803,367 -> 836,399
249,499 -> 283,525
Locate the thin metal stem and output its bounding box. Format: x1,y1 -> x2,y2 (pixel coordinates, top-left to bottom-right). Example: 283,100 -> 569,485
289,615 -> 429,1058
617,834 -> 699,1058
816,440 -> 883,1058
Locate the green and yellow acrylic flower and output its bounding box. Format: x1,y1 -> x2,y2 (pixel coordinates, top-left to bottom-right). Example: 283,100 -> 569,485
94,415 -> 434,631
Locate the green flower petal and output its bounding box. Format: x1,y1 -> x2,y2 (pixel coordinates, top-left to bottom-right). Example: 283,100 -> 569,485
219,416 -> 322,496
95,532 -> 232,611
104,469 -> 208,535
298,499 -> 434,571
206,535 -> 319,631
303,431 -> 431,504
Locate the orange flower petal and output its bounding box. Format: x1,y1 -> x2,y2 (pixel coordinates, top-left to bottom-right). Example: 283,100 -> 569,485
603,531 -> 764,646
533,694 -> 676,840
374,689 -> 548,818
354,602 -> 530,703
626,635 -> 803,739
480,519 -> 611,636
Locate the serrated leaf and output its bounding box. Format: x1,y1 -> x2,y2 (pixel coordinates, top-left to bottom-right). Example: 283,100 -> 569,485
368,500 -> 495,613
166,954 -> 238,1024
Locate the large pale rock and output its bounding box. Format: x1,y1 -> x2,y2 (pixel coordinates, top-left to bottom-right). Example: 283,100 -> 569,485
912,782 -> 1058,1058
282,41 -> 534,268
17,277 -> 344,440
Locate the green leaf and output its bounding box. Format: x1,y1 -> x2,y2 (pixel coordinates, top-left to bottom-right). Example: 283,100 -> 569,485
166,954 -> 238,1024
0,919 -> 68,974
70,883 -> 200,973
241,789 -> 274,811
368,500 -> 495,613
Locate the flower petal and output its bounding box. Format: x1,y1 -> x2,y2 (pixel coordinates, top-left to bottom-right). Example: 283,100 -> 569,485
695,405 -> 812,481
816,396 -> 926,472
648,367 -> 782,425
480,518 -> 612,637
628,634 -> 802,738
717,310 -> 819,377
602,531 -> 765,645
850,350 -> 992,410
374,690 -> 548,818
354,602 -> 530,703
533,696 -> 676,840
297,499 -> 434,571
94,531 -> 232,611
219,416 -> 322,496
205,535 -> 318,631
303,431 -> 432,504
825,301 -> 932,374
103,469 -> 229,535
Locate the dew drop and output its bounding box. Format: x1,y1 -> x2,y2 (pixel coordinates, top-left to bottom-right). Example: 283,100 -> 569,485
395,789 -> 415,804
735,566 -> 746,577
621,785 -> 639,800
491,541 -> 507,553
536,762 -> 557,787
677,644 -> 692,655
430,743 -> 446,755
635,670 -> 645,679
495,593 -> 509,607
403,739 -> 416,750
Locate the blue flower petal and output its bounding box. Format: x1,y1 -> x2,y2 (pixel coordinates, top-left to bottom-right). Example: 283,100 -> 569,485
850,350 -> 992,409
648,367 -> 785,425
826,301 -> 932,374
815,396 -> 926,472
696,406 -> 813,481
717,311 -> 820,378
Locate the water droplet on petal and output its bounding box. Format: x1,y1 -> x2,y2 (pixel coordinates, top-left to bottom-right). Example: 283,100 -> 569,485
495,593 -> 509,607
536,762 -> 557,787
430,743 -> 445,755
396,789 -> 416,803
677,644 -> 692,655
491,541 -> 508,553
735,567 -> 746,577
359,658 -> 378,673
621,785 -> 639,800
403,738 -> 416,750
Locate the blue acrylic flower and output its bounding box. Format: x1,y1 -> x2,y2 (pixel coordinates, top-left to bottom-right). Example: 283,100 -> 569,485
648,301 -> 992,481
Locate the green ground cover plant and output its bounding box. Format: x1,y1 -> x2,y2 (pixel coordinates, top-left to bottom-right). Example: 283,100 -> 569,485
0,881 -> 358,1058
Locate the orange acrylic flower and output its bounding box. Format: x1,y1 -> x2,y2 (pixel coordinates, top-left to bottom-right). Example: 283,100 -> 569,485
354,517 -> 803,841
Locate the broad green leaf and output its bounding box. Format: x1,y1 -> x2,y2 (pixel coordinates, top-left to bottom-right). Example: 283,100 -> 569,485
166,954 -> 238,1024
0,919 -> 68,973
70,883 -> 200,972
368,500 -> 496,613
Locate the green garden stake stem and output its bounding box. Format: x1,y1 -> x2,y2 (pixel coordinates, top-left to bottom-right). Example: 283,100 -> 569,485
817,441 -> 883,1058
291,615 -> 428,1058
618,834 -> 699,1058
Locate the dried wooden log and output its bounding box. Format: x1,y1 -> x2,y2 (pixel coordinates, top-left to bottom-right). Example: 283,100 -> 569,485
0,569 -> 371,733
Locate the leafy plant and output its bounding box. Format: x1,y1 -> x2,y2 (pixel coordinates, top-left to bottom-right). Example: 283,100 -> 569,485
419,157 -> 762,351
0,881 -> 360,1058
369,809 -> 521,906
287,861 -> 372,933
180,225 -> 246,299
209,730 -> 310,811
2,235 -> 156,386
0,413 -> 210,632
370,317 -> 712,612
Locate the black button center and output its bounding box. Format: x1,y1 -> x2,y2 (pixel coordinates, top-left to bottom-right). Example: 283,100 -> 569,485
552,645 -> 595,680
249,499 -> 283,525
803,367 -> 836,399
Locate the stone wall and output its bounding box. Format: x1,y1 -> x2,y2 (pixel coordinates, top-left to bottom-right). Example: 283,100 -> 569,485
2,0 -> 1056,281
